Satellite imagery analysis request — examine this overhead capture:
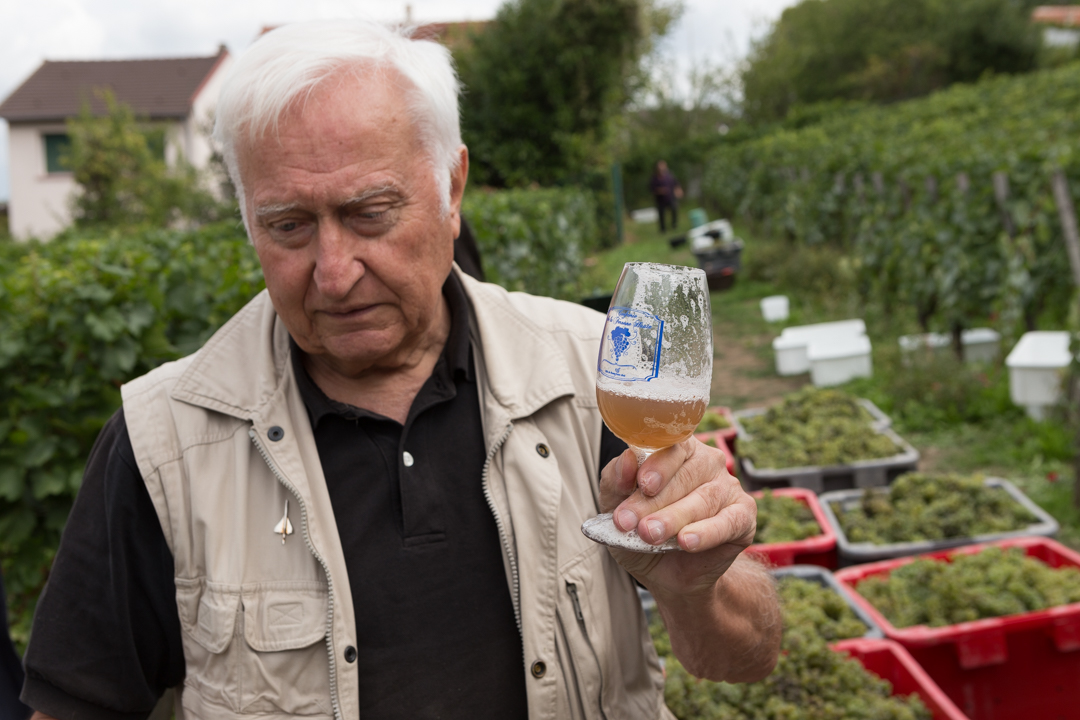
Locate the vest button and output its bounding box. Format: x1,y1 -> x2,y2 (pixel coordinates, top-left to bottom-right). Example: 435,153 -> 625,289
268,426 -> 285,442
344,645 -> 357,663
535,443 -> 550,458
530,660 -> 546,678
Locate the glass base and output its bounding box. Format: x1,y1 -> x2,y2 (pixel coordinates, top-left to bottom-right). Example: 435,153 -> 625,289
581,513 -> 681,553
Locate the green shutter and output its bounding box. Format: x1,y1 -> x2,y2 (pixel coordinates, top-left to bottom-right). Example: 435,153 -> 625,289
44,134 -> 72,173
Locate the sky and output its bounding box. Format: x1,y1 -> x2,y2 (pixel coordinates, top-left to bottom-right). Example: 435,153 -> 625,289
0,0 -> 799,202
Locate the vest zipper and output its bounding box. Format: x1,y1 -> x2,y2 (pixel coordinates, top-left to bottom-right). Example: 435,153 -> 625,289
250,428 -> 343,720
566,581 -> 609,720
481,422 -> 521,634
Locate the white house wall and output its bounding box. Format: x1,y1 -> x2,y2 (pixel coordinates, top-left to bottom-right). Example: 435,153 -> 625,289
8,124 -> 75,240
186,53 -> 232,171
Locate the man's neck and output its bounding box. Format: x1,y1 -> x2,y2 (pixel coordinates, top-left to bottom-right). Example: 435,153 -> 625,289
301,297 -> 452,424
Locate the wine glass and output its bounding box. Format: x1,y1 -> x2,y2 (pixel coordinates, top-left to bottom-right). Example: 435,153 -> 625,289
582,262 -> 713,553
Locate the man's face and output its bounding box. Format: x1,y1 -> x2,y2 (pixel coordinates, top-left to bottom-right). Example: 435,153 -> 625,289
238,70 -> 467,378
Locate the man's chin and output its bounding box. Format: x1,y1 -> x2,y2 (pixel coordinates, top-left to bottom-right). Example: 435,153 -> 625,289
309,332 -> 406,374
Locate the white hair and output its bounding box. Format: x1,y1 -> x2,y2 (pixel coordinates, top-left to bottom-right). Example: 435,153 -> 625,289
212,20 -> 463,227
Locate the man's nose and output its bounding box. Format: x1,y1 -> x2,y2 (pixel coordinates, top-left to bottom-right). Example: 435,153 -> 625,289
312,219 -> 364,299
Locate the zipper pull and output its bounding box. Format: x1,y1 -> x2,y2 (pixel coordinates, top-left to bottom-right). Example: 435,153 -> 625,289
567,582 -> 584,622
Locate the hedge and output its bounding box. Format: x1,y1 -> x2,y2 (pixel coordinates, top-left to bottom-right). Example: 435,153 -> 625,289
703,61 -> 1080,336
0,221 -> 263,644
463,186 -> 599,301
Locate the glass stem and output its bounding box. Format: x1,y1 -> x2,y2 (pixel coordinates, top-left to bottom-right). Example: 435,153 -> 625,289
631,445 -> 651,466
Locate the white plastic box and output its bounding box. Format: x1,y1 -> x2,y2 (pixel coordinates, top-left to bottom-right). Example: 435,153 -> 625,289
899,328 -> 1000,364
1005,331 -> 1072,420
773,320 -> 867,376
808,334 -> 873,387
630,207 -> 658,223
962,328 -> 1001,364
898,333 -> 950,355
760,295 -> 790,322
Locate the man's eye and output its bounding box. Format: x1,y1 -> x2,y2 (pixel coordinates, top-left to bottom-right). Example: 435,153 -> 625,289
275,221 -> 300,232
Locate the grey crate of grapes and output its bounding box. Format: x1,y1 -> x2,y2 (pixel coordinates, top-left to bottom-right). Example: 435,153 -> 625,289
731,398 -> 891,438
736,426 -> 918,495
771,565 -> 883,639
819,477 -> 1060,567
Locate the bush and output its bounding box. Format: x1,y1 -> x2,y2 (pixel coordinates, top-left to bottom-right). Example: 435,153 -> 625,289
0,222 -> 262,646
846,349 -> 1021,431
463,187 -> 599,300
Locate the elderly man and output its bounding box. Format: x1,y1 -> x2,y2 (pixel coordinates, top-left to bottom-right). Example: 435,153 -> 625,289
22,20 -> 779,720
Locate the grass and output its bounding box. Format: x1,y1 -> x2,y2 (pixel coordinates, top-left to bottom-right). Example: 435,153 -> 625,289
583,218 -> 1080,547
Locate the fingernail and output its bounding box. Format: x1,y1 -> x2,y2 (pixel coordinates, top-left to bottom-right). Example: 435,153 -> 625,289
683,533 -> 700,551
646,519 -> 665,543
617,509 -> 638,531
642,471 -> 661,494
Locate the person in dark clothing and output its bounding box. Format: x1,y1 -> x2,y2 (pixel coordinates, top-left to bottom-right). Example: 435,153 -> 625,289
0,573 -> 31,720
649,160 -> 683,232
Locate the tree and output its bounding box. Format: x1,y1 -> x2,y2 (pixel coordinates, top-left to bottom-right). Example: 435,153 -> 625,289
620,59 -> 739,210
741,0 -> 1042,124
457,0 -> 681,188
64,89 -> 224,228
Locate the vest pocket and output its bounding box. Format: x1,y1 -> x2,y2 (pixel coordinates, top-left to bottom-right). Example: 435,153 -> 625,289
556,574 -> 609,720
175,579 -> 333,717
241,583 -> 328,651
238,582 -> 332,715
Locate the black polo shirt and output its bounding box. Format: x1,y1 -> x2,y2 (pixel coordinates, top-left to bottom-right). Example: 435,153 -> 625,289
23,275 -> 627,719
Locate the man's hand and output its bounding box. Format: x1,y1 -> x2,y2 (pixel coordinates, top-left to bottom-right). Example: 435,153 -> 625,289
599,438 -> 781,682
600,438 -> 755,590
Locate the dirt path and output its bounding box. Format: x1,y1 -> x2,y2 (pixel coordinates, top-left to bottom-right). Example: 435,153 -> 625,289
710,321 -> 805,410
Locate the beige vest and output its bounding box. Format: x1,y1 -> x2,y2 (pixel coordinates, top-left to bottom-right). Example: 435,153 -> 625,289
122,270 -> 671,720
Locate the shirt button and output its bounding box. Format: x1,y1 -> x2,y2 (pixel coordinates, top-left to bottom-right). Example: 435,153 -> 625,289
531,660 -> 546,678
344,645 -> 357,663
403,451 -> 415,467
536,443 -> 550,458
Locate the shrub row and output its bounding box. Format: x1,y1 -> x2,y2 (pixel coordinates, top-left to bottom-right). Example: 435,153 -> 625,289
704,61 -> 1080,336
0,222 -> 263,643
463,186 -> 598,301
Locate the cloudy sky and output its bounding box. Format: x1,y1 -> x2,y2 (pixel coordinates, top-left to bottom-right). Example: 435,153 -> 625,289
0,0 -> 799,202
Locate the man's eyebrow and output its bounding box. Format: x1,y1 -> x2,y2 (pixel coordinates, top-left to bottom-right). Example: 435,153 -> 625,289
254,202 -> 303,219
341,185 -> 402,206
253,186 -> 402,220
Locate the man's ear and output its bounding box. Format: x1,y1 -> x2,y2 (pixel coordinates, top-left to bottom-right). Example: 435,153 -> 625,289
448,145 -> 470,237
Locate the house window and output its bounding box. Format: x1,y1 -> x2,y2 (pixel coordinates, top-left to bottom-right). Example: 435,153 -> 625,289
44,134 -> 72,173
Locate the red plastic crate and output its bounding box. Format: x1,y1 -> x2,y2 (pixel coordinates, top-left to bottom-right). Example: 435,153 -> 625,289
746,487 -> 838,569
694,405 -> 738,452
694,430 -> 736,478
835,537 -> 1080,720
831,638 -> 970,720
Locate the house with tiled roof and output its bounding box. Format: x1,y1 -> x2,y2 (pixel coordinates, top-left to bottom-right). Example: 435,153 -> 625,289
1032,6 -> 1080,49
0,47 -> 231,240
